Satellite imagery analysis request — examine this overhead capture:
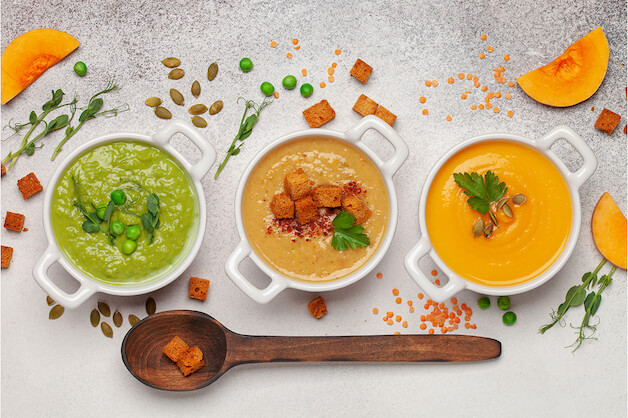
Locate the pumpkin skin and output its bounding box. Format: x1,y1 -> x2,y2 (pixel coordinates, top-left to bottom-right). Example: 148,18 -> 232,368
1,29 -> 80,105
592,193 -> 627,270
516,27 -> 609,107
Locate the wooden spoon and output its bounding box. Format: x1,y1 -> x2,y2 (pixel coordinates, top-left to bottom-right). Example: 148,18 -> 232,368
122,310 -> 501,391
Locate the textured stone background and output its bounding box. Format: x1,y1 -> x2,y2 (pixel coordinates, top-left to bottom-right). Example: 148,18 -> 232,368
1,0 -> 626,416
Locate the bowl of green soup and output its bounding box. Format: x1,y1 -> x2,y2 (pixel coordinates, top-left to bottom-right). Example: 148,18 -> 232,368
33,120 -> 215,308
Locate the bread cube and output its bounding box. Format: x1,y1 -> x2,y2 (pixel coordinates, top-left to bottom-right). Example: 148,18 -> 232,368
1,246 -> 13,269
308,296 -> 328,319
4,212 -> 25,232
302,100 -> 336,128
342,194 -> 372,225
162,336 -> 189,362
1,164 -> 5,176
177,346 -> 204,376
270,193 -> 294,219
188,277 -> 210,301
374,105 -> 397,127
595,108 -> 621,135
350,58 -> 373,83
294,196 -> 319,225
17,172 -> 43,200
352,94 -> 379,116
312,185 -> 342,208
284,168 -> 312,200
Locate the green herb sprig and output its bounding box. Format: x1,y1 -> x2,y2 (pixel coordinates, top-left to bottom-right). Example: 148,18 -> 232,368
140,193 -> 161,245
71,175 -> 116,244
331,211 -> 370,251
214,97 -> 271,179
453,171 -> 507,215
51,80 -> 128,160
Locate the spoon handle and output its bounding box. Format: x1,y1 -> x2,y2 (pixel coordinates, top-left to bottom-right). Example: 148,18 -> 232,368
226,334 -> 500,365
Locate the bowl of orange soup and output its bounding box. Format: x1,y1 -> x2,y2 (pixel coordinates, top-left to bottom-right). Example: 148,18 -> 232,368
404,126 -> 597,302
226,116 -> 408,303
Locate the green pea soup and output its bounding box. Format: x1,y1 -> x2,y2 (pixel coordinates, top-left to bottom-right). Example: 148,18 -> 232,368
51,141 -> 198,285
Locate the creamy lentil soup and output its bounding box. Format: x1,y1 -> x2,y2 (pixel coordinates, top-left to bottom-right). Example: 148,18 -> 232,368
242,137 -> 389,282
51,141 -> 198,285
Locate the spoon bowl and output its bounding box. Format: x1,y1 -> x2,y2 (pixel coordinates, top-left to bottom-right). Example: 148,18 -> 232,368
122,310 -> 501,391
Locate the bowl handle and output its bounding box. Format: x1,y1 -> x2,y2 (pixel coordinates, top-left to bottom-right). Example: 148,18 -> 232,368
153,119 -> 217,181
344,115 -> 409,176
225,241 -> 288,304
404,237 -> 466,302
33,247 -> 95,308
537,125 -> 597,189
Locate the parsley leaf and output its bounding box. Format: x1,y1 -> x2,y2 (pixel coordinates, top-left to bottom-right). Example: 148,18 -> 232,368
453,170 -> 507,215
331,211 -> 370,251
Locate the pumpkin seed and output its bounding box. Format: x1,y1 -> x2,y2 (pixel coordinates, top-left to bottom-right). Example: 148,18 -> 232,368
170,89 -> 184,106
189,104 -> 208,115
191,81 -> 201,98
98,301 -> 111,317
472,218 -> 484,237
101,322 -> 113,338
496,197 -> 509,211
49,305 -> 64,320
113,310 -> 123,327
502,203 -> 513,218
146,297 -> 156,315
90,309 -> 100,327
209,100 -> 223,115
191,116 -> 207,128
489,211 -> 498,226
155,107 -> 172,119
168,68 -> 185,80
161,57 -> 181,68
128,314 -> 140,326
145,97 -> 162,107
483,223 -> 493,238
207,62 -> 218,81
512,194 -> 527,205
46,296 -> 55,306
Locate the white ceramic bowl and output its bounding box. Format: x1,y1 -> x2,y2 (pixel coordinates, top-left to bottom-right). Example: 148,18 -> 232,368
33,120 -> 216,308
404,125 -> 597,302
225,116 -> 409,303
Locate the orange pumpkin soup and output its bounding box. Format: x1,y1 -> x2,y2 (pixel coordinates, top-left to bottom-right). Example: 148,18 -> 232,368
426,141 -> 572,287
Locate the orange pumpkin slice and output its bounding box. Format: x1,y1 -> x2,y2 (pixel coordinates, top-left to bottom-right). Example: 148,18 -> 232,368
517,27 -> 609,107
592,193 -> 627,269
1,29 -> 80,105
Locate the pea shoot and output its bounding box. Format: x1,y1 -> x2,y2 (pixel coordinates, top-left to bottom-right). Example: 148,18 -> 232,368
477,296 -> 490,309
74,61 -> 87,76
239,58 -> 253,72
497,296 -> 510,310
282,75 -> 297,90
260,82 -> 274,97
300,83 -> 313,98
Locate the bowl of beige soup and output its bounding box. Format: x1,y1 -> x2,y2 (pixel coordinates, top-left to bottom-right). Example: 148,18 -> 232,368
226,116 -> 408,303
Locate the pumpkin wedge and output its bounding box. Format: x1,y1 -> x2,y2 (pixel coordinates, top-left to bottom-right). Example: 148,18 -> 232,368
517,27 -> 609,107
1,29 -> 80,105
592,193 -> 627,269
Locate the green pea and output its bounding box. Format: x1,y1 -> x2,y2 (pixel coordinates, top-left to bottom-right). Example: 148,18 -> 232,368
74,61 -> 87,77
111,190 -> 126,205
126,225 -> 141,240
260,82 -> 274,97
239,58 -> 253,72
497,296 -> 511,310
111,221 -> 125,236
477,296 -> 490,309
502,311 -> 517,325
282,75 -> 297,90
300,83 -> 313,98
121,239 -> 137,255
96,204 -> 107,220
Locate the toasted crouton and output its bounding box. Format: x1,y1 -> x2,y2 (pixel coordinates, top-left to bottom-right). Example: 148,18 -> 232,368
177,346 -> 204,376
350,59 -> 373,83
188,277 -> 210,301
284,168 -> 312,200
312,185 -> 342,208
308,296 -> 328,319
353,94 -> 379,117
595,108 -> 621,135
270,193 -> 295,219
17,172 -> 43,200
302,100 -> 336,128
294,196 -> 319,224
4,212 -> 25,232
1,164 -> 5,176
162,336 -> 189,362
342,194 -> 372,225
1,246 -> 13,269
374,105 -> 397,126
